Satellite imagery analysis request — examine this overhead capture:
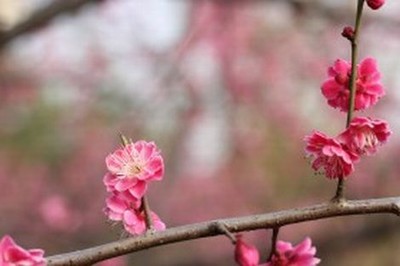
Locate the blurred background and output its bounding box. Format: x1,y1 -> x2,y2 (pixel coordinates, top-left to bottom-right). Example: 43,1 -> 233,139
0,0 -> 399,265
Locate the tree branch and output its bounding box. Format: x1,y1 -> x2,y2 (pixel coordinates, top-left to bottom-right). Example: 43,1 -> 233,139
0,0 -> 103,48
46,197 -> 400,266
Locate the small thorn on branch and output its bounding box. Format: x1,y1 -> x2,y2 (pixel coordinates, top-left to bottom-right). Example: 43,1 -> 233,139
211,222 -> 236,244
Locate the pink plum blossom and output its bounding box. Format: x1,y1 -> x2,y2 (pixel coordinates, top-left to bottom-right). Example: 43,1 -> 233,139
105,140 -> 164,192
104,193 -> 165,235
234,235 -> 260,266
266,238 -> 320,266
0,235 -> 46,266
103,173 -> 148,200
321,57 -> 384,112
123,209 -> 166,235
304,131 -> 358,179
366,0 -> 385,10
338,116 -> 391,156
104,192 -> 141,221
355,58 -> 385,110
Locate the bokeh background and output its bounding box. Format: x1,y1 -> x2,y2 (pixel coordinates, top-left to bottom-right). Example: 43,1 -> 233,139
0,0 -> 400,265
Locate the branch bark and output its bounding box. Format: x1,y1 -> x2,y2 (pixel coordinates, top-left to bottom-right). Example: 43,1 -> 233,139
0,0 -> 102,48
46,197 -> 400,266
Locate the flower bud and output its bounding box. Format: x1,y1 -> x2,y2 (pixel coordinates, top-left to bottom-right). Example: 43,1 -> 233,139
366,0 -> 385,10
341,26 -> 355,41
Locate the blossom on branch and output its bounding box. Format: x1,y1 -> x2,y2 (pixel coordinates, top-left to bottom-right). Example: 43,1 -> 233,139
338,116 -> 391,156
104,193 -> 165,235
0,235 -> 45,266
304,131 -> 358,179
321,57 -> 384,112
103,173 -> 148,200
123,209 -> 166,235
105,140 -> 164,191
234,235 -> 260,266
103,139 -> 166,235
266,238 -> 320,266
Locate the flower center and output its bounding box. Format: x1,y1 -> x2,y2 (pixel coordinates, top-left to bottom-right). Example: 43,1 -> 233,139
123,162 -> 143,178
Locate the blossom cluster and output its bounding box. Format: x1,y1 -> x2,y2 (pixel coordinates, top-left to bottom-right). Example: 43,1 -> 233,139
103,140 -> 166,235
0,235 -> 45,266
234,236 -> 320,266
304,0 -> 390,180
305,56 -> 391,179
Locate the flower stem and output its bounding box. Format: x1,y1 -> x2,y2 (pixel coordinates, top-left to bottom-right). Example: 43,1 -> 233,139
267,227 -> 280,261
142,196 -> 154,231
346,0 -> 365,126
334,0 -> 365,202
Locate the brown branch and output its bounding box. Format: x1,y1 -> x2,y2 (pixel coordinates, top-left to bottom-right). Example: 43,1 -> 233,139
0,0 -> 103,48
46,197 -> 400,266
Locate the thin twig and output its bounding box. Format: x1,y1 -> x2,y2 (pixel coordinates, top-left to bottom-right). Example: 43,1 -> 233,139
212,222 -> 236,244
267,227 -> 280,261
333,0 -> 365,202
141,196 -> 154,231
46,197 -> 400,266
0,0 -> 102,48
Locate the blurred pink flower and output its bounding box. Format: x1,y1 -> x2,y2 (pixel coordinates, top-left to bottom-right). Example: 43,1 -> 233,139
0,235 -> 45,266
338,117 -> 391,156
40,195 -> 80,232
321,57 -> 384,112
105,141 -> 164,191
366,0 -> 385,10
234,235 -> 260,266
266,238 -> 320,266
305,131 -> 358,179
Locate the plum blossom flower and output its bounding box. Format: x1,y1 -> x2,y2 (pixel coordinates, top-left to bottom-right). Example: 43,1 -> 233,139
266,238 -> 320,266
338,117 -> 391,156
321,57 -> 384,112
104,193 -> 165,235
234,235 -> 260,266
366,0 -> 385,10
105,141 -> 164,192
304,131 -> 358,179
0,235 -> 46,266
123,209 -> 166,235
103,173 -> 148,200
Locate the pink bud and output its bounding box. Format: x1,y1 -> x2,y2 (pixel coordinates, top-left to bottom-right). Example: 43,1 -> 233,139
341,26 -> 354,41
234,235 -> 260,266
366,0 -> 385,10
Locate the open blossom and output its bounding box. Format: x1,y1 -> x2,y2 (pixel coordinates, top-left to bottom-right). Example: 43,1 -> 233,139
123,209 -> 166,235
321,57 -> 384,112
304,131 -> 358,179
103,173 -> 148,200
104,192 -> 141,221
266,238 -> 320,266
366,0 -> 385,10
105,141 -> 164,192
338,116 -> 391,156
0,235 -> 45,266
104,193 -> 165,235
234,235 -> 260,266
